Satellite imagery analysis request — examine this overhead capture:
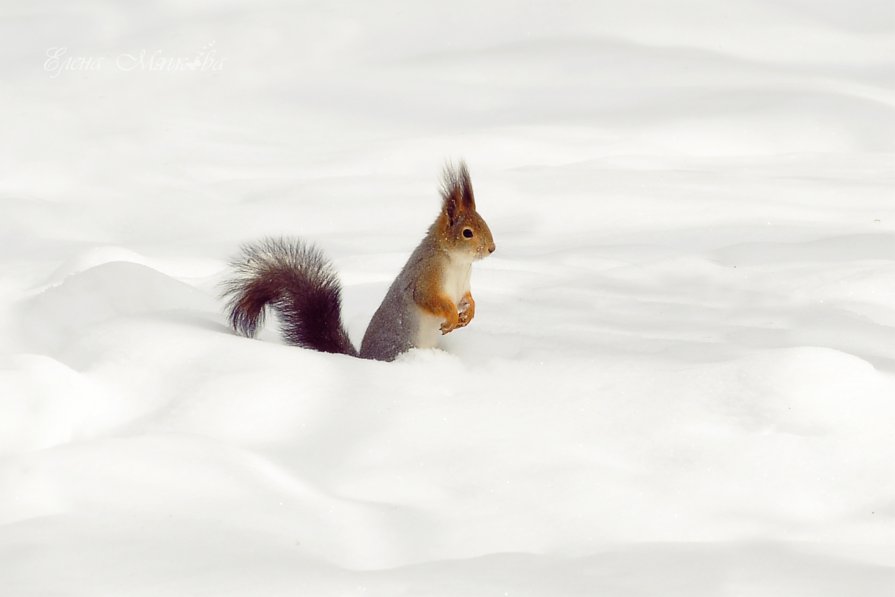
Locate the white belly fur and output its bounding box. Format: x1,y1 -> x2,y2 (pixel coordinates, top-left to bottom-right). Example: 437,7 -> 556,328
415,312 -> 443,348
442,255 -> 472,304
415,255 -> 472,348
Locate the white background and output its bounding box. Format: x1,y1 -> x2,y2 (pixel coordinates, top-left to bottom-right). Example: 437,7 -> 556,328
2,1 -> 894,595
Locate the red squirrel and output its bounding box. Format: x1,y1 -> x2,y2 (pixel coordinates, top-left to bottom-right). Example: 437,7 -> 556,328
223,162 -> 495,361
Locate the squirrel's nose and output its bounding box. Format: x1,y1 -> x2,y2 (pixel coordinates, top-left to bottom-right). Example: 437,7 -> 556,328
488,243 -> 496,254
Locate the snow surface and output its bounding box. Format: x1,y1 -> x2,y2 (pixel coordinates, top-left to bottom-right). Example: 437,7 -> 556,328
2,0 -> 895,595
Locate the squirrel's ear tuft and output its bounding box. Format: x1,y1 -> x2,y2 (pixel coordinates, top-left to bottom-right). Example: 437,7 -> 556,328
440,161 -> 475,224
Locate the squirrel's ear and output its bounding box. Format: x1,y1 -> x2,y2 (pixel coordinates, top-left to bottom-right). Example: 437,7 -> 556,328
440,161 -> 475,225
459,162 -> 476,211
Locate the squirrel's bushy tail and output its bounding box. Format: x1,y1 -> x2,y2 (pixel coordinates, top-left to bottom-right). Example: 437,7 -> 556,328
222,237 -> 358,356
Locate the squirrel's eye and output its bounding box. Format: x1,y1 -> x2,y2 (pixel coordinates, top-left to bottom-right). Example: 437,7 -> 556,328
463,228 -> 474,239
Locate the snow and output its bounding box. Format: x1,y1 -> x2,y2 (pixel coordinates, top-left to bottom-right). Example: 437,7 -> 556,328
2,0 -> 895,594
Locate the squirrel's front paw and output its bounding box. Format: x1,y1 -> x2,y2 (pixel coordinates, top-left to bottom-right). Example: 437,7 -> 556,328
440,311 -> 460,335
456,294 -> 475,328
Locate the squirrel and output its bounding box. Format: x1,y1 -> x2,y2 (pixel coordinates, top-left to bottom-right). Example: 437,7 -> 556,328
222,162 -> 496,362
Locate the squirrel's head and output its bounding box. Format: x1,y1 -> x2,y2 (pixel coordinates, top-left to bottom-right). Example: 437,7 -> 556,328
438,162 -> 496,260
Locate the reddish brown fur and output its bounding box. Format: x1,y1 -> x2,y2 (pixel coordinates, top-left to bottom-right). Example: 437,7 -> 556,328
414,263 -> 459,334
457,291 -> 475,328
